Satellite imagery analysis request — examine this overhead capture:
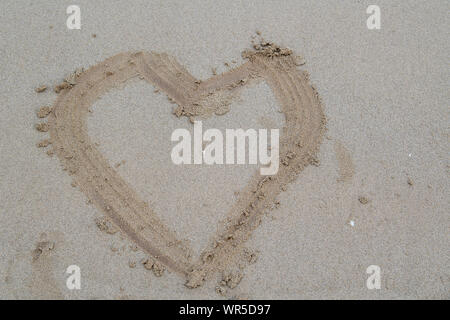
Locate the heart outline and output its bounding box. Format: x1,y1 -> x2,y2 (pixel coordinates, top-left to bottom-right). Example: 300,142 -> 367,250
45,46 -> 326,287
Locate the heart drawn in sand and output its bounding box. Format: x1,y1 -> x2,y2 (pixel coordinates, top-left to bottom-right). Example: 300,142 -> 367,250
41,42 -> 326,288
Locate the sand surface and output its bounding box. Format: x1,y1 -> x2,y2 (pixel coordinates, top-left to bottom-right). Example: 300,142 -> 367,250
0,0 -> 448,299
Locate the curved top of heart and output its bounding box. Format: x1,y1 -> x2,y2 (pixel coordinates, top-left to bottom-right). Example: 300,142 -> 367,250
35,40 -> 326,288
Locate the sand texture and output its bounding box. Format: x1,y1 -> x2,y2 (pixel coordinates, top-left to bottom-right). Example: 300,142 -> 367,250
0,0 -> 448,299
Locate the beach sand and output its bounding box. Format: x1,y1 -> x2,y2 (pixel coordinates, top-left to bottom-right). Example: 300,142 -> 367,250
0,0 -> 448,299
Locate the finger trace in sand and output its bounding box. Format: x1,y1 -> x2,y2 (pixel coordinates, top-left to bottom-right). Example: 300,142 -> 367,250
41,41 -> 326,287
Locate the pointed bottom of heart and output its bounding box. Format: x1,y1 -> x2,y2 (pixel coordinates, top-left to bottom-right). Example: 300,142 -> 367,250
38,41 -> 326,288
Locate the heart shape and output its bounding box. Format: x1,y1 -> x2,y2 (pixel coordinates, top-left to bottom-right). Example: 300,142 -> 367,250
43,43 -> 326,288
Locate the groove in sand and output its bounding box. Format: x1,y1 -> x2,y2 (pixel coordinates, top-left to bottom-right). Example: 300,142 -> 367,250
43,43 -> 326,288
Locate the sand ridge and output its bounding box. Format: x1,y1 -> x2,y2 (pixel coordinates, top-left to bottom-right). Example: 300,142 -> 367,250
35,40 -> 326,288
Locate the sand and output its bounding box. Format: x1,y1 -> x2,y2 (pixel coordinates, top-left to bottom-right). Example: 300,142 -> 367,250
0,0 -> 449,299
